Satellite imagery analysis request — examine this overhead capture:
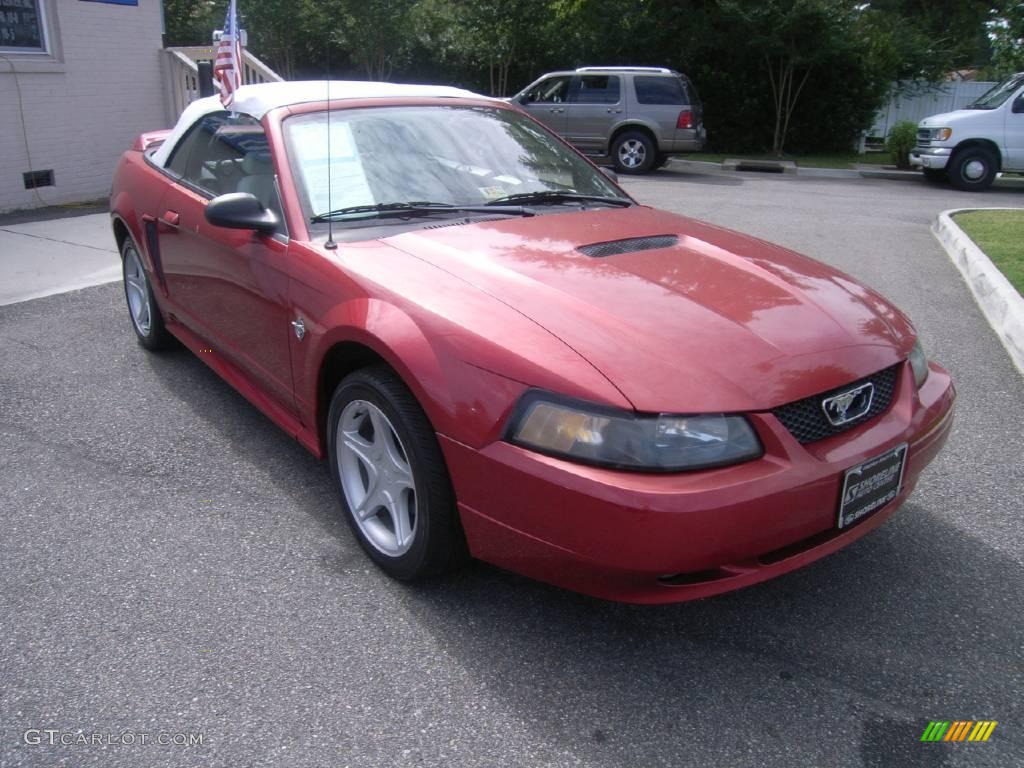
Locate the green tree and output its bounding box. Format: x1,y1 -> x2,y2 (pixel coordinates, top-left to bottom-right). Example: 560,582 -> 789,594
865,0 -> 993,78
718,1 -> 865,156
410,0 -> 553,95
988,2 -> 1024,77
162,0 -> 218,46
241,0 -> 314,79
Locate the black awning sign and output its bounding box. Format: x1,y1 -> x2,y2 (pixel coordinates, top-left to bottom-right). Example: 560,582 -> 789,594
0,1 -> 44,50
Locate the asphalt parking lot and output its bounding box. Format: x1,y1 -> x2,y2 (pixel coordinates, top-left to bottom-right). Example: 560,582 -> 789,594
1,169 -> 1023,768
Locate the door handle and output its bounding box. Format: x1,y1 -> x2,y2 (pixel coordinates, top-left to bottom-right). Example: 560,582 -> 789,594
160,210 -> 180,227
549,107 -> 564,113
606,109 -> 622,114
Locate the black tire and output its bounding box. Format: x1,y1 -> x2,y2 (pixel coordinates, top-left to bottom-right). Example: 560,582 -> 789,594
612,131 -> 657,174
922,168 -> 947,185
121,237 -> 172,351
654,153 -> 671,169
947,147 -> 998,191
326,366 -> 466,581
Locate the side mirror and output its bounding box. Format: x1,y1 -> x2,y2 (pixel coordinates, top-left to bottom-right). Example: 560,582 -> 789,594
205,192 -> 278,232
600,167 -> 619,184
1013,96 -> 1024,114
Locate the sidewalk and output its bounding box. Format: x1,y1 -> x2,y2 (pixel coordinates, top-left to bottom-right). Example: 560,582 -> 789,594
0,208 -> 120,306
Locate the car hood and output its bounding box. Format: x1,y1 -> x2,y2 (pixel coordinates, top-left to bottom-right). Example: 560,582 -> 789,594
919,109 -> 999,127
385,207 -> 914,413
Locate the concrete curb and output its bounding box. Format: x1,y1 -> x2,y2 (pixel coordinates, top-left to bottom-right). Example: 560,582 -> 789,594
855,167 -> 922,181
667,158 -> 909,180
798,166 -> 860,179
932,208 -> 1024,376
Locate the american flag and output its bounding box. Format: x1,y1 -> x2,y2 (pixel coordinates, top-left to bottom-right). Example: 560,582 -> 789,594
213,0 -> 243,107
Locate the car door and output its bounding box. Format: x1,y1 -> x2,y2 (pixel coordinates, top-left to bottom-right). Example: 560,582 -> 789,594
563,74 -> 622,154
517,76 -> 571,136
1006,89 -> 1024,171
156,112 -> 296,415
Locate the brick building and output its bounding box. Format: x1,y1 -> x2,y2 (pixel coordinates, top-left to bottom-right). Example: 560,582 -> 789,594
0,0 -> 166,212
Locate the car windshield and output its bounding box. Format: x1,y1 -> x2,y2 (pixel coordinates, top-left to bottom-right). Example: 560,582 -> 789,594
966,74 -> 1024,109
284,105 -> 626,222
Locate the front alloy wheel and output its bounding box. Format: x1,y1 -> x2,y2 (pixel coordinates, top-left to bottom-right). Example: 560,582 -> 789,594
327,366 -> 466,580
337,399 -> 418,557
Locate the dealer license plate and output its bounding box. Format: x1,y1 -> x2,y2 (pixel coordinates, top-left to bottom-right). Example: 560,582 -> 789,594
837,444 -> 908,529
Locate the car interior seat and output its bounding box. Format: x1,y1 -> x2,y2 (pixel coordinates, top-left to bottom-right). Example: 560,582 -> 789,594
236,152 -> 277,210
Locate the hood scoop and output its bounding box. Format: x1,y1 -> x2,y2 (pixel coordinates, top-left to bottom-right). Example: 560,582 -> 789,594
578,234 -> 678,258
422,216 -> 508,230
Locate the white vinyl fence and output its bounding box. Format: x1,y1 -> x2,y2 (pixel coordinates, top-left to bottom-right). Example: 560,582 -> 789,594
869,80 -> 996,139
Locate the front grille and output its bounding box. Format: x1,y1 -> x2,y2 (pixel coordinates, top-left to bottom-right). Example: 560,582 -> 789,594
578,234 -> 678,258
771,364 -> 900,444
916,128 -> 932,148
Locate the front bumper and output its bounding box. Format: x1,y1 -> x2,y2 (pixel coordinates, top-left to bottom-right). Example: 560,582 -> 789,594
441,360 -> 955,604
910,146 -> 952,170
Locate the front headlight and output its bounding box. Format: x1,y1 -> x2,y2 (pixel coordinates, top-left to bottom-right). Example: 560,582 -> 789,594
909,339 -> 929,387
934,127 -> 952,141
506,392 -> 762,472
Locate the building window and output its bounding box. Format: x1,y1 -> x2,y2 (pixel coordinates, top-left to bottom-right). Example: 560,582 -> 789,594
0,0 -> 49,54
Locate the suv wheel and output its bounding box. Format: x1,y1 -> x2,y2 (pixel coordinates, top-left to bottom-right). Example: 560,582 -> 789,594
948,147 -> 998,191
612,131 -> 656,174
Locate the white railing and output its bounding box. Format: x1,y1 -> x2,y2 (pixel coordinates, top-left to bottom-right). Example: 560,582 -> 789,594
161,46 -> 284,122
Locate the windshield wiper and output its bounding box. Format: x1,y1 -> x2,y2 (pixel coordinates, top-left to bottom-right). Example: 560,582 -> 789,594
486,191 -> 633,208
311,201 -> 534,222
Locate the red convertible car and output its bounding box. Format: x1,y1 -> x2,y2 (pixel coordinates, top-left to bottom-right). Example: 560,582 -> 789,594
110,81 -> 955,603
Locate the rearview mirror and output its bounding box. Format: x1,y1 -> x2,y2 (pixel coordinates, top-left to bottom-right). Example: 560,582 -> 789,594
205,192 -> 278,232
600,167 -> 619,184
1013,95 -> 1024,114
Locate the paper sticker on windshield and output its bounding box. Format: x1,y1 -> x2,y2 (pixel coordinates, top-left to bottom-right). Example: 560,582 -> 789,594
477,186 -> 506,200
289,119 -> 374,215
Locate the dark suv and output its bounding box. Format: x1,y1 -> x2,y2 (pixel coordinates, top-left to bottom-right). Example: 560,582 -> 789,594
509,67 -> 706,173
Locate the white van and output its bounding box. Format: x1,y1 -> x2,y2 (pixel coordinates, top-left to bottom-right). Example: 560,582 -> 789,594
910,73 -> 1024,191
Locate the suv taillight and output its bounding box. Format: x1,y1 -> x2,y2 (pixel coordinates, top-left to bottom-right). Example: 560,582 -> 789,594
676,109 -> 693,129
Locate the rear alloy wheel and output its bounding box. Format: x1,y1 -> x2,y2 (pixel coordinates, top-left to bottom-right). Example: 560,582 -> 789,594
612,131 -> 657,174
948,147 -> 998,191
327,366 -> 465,580
121,238 -> 171,350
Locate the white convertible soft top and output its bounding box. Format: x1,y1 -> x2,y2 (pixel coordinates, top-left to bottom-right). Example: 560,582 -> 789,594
150,80 -> 486,167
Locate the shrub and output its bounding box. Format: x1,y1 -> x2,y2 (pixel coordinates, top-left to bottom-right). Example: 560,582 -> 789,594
886,121 -> 918,169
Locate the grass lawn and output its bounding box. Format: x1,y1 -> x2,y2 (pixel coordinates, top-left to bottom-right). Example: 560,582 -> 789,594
687,152 -> 891,169
954,210 -> 1024,295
